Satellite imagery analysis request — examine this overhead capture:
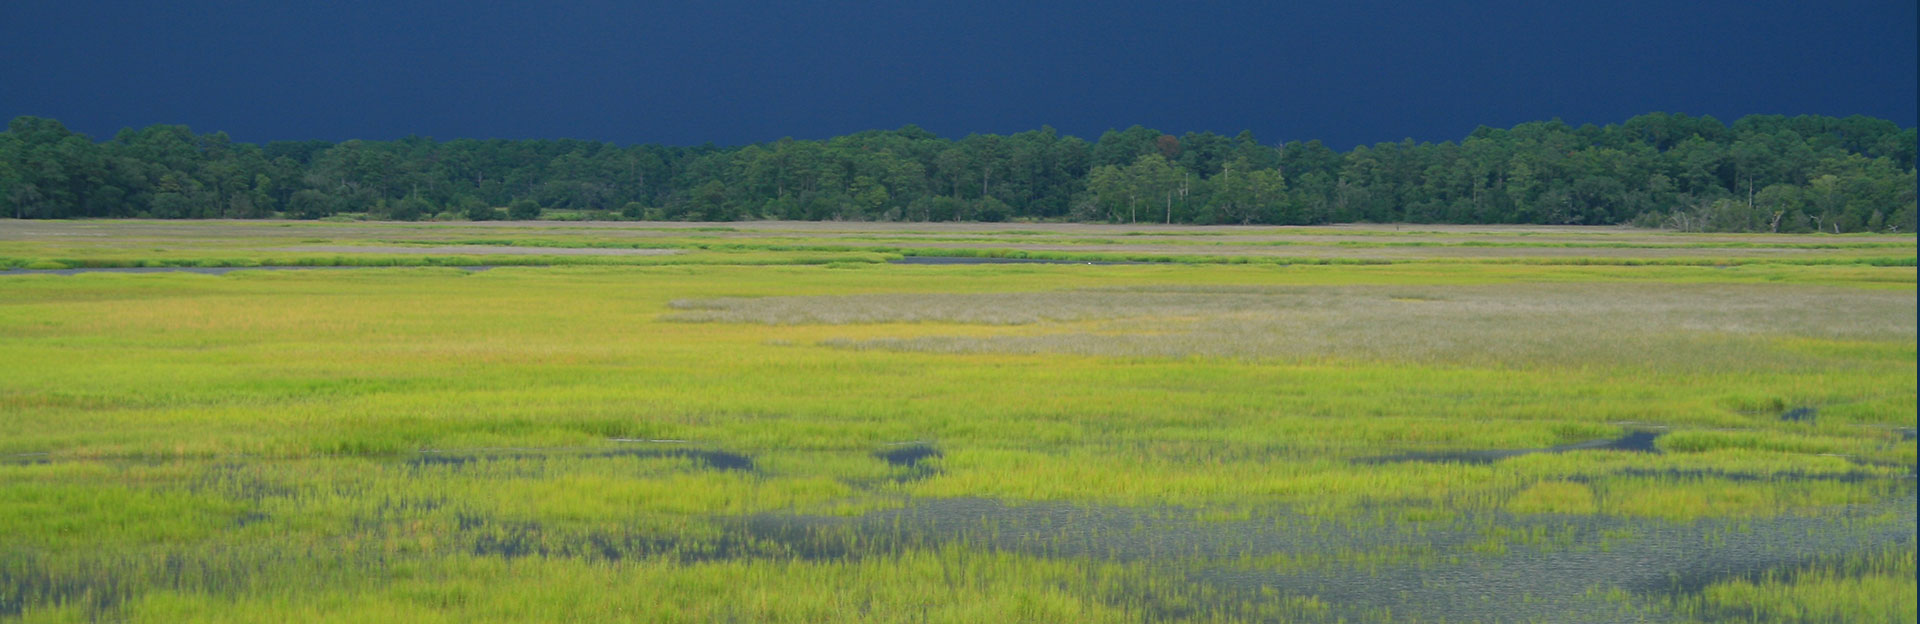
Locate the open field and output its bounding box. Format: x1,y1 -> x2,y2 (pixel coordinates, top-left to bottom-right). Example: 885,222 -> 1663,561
0,220 -> 1914,622
3,220 -> 1914,271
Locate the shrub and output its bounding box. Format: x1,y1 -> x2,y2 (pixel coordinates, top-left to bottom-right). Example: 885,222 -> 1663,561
508,199 -> 543,221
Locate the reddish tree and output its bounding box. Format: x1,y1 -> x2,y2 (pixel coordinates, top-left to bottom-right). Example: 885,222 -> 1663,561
1155,134 -> 1181,159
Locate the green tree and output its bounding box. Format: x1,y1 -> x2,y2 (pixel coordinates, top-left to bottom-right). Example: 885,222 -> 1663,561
287,189 -> 333,220
460,196 -> 500,221
507,198 -> 542,220
1207,160 -> 1287,224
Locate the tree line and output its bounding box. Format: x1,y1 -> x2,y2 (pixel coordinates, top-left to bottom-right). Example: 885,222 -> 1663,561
1,113 -> 1913,233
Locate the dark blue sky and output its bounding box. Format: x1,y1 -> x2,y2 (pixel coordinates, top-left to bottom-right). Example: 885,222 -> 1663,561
3,1 -> 1913,149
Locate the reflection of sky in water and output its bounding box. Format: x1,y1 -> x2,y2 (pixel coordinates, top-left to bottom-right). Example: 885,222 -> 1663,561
750,490 -> 1914,623
5,448 -> 1911,623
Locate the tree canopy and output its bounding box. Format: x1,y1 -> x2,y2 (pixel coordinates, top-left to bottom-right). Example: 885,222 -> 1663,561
2,114 -> 1912,232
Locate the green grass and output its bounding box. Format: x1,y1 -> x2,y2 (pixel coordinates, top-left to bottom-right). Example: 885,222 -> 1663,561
3,219 -> 1912,271
0,220 -> 1912,622
1668,549 -> 1917,623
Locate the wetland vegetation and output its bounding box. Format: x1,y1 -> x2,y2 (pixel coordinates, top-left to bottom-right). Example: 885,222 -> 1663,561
0,220 -> 1913,622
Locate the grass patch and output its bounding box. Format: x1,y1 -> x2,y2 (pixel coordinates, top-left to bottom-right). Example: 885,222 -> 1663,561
0,221 -> 1910,622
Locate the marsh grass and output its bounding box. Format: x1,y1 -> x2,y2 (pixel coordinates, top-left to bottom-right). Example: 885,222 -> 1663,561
2,219 -> 1913,270
1667,548 -> 1917,623
676,283 -> 1914,376
4,451 -> 1904,622
0,221 -> 1911,621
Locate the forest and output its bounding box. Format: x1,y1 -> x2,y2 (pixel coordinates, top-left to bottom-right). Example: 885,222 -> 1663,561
1,112 -> 1913,233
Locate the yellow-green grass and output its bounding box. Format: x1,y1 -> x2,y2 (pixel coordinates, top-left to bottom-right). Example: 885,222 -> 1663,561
0,264 -> 1910,508
9,548 -> 1320,624
0,221 -> 1912,621
1667,549 -> 1917,624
